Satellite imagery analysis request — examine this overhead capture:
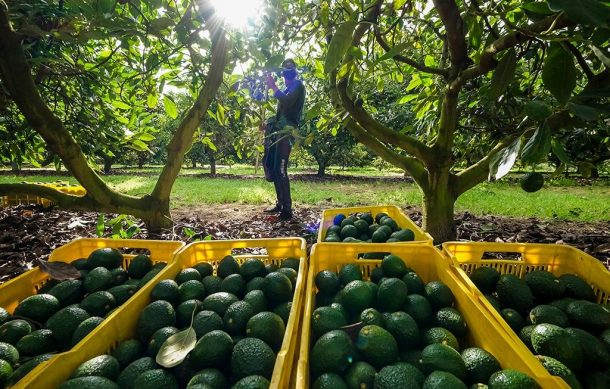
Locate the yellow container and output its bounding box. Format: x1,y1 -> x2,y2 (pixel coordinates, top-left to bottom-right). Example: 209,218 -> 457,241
3,238 -> 184,389
442,241 -> 610,388
22,238 -> 306,389
296,243 -> 564,389
317,205 -> 433,244
1,183 -> 86,207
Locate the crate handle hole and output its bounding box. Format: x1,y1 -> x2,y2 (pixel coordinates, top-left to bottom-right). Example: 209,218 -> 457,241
356,252 -> 391,260
231,247 -> 269,256
481,251 -> 522,260
116,248 -> 151,256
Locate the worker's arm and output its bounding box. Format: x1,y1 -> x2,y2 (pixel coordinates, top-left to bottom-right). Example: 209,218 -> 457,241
266,74 -> 301,106
272,82 -> 302,106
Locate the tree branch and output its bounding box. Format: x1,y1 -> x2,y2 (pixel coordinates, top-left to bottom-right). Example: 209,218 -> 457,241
373,27 -> 449,77
334,77 -> 432,164
564,42 -> 594,80
454,13 -> 573,90
432,0 -> 469,70
454,134 -> 521,196
150,19 -> 229,201
345,120 -> 429,189
327,0 -> 432,164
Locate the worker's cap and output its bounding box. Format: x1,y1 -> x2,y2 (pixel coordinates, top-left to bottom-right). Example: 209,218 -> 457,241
281,59 -> 297,70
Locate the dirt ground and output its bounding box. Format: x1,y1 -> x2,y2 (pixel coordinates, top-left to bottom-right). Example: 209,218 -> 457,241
1,203 -> 608,283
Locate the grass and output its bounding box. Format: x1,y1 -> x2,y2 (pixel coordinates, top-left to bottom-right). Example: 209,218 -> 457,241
1,173 -> 609,223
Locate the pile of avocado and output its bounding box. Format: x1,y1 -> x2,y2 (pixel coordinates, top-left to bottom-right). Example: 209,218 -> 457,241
470,267 -> 610,388
324,212 -> 415,243
58,255 -> 301,389
0,248 -> 163,388
309,254 -> 538,388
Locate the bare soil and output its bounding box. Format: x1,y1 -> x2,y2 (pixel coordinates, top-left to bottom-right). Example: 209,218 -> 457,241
0,203 -> 608,283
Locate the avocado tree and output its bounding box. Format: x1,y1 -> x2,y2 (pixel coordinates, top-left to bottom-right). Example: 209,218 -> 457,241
315,0 -> 610,241
0,0 -> 232,230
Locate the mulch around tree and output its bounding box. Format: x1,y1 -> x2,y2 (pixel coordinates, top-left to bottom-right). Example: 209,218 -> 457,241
0,203 -> 608,283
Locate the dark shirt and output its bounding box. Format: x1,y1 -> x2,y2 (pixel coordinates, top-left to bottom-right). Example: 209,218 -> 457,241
274,79 -> 306,126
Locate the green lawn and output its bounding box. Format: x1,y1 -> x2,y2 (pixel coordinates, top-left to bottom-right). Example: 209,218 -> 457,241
1,174 -> 609,222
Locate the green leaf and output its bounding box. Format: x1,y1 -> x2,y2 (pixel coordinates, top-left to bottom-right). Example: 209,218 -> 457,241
96,214 -> 105,237
129,139 -> 150,152
324,21 -> 358,73
163,96 -> 178,119
521,2 -> 552,14
490,49 -> 517,100
551,138 -> 570,163
489,137 -> 522,180
375,42 -> 409,64
524,100 -> 553,121
147,94 -> 158,109
590,44 -> 610,68
112,100 -> 131,110
149,17 -> 174,32
567,102 -> 600,121
398,94 -> 418,104
97,0 -> 114,15
138,133 -> 156,142
547,0 -> 610,27
216,104 -> 226,126
542,43 -> 576,104
521,124 -> 552,163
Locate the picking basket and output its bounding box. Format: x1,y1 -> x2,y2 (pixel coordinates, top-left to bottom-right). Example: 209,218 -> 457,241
442,241 -> 610,388
22,238 -> 306,389
316,205 -> 433,244
3,237 -> 185,388
296,243 -> 564,388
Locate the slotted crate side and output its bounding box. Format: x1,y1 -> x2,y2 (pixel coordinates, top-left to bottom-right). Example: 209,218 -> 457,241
5,238 -> 184,389
442,242 -> 610,305
21,238 -> 307,389
442,241 -> 610,388
16,262 -> 182,389
1,184 -> 86,207
173,238 -> 307,389
316,205 -> 433,244
296,243 -> 565,389
0,238 -> 184,313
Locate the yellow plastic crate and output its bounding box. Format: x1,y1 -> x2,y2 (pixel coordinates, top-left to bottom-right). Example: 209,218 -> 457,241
1,183 -> 86,207
22,238 -> 307,389
317,205 -> 433,244
442,241 -> 610,389
2,237 -> 185,389
296,243 -> 564,389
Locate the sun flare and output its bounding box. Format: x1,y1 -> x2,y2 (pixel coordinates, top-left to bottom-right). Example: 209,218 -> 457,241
209,0 -> 264,29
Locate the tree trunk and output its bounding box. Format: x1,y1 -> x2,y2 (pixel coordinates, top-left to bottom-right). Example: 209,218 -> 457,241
138,196 -> 172,233
138,154 -> 146,169
191,160 -> 196,168
103,158 -> 113,174
421,168 -> 457,244
317,160 -> 326,176
10,160 -> 20,172
209,153 -> 216,176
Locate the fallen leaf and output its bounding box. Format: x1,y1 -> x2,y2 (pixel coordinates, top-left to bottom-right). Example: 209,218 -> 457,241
37,259 -> 81,280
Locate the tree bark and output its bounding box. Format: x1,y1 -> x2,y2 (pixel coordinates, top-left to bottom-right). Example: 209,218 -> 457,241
317,160 -> 326,176
422,167 -> 457,243
103,157 -> 113,174
209,153 -> 216,176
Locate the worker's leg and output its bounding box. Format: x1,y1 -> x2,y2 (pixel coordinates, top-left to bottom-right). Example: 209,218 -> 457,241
275,136 -> 292,219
